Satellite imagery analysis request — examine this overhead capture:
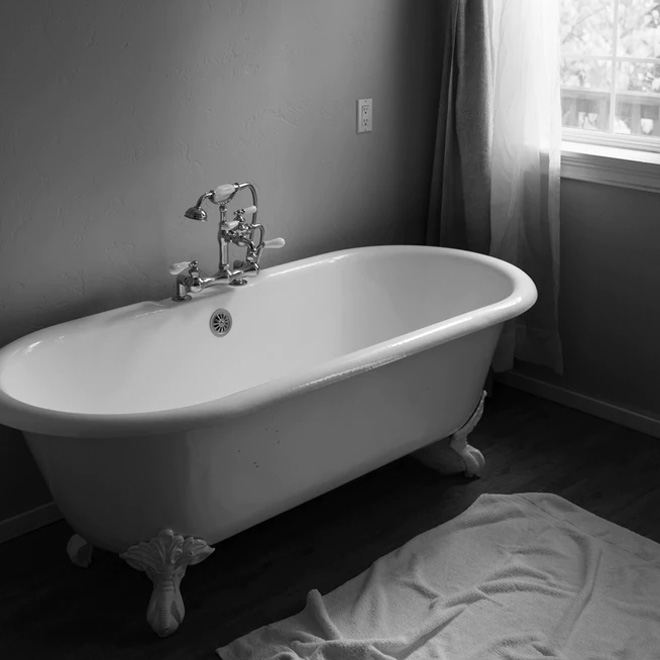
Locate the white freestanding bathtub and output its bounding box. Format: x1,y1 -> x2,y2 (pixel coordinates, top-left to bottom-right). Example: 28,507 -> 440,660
0,244 -> 536,636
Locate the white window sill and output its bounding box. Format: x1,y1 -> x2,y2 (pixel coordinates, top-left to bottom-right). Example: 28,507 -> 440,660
561,141 -> 660,194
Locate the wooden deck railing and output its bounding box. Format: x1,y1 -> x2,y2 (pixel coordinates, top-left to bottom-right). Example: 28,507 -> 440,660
561,86 -> 660,136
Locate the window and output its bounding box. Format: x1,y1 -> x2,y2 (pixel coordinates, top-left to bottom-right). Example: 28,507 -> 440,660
560,0 -> 660,152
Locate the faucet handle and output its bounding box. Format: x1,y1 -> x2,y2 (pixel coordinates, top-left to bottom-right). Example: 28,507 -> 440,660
168,260 -> 198,275
211,184 -> 238,204
263,237 -> 286,249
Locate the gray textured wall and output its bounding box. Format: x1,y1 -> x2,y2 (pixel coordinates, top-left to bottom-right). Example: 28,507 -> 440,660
514,178 -> 660,420
0,0 -> 443,522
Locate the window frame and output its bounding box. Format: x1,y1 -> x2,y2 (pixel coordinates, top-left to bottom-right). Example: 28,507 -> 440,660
563,127 -> 660,153
561,140 -> 660,192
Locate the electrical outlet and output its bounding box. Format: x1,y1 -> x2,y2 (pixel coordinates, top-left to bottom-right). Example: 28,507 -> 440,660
357,98 -> 373,133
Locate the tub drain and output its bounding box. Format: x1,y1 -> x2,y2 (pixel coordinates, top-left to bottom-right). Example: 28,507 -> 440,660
209,309 -> 232,336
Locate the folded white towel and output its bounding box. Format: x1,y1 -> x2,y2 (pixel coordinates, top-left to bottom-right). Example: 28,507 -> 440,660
217,493 -> 660,659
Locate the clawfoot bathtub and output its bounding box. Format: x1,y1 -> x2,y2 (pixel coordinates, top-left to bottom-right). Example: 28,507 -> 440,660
0,245 -> 536,636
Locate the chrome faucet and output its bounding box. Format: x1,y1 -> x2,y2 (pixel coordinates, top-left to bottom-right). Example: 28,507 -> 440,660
171,182 -> 285,301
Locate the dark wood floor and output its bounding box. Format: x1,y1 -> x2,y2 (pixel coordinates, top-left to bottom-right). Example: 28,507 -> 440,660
2,384 -> 660,659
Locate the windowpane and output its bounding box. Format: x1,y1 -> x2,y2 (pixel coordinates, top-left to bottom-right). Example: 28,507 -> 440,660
560,0 -> 660,149
562,57 -> 612,131
561,56 -> 613,90
615,61 -> 660,135
561,0 -> 614,55
616,59 -> 660,94
617,0 -> 660,58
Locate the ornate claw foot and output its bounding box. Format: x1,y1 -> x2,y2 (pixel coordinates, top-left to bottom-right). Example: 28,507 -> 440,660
67,534 -> 93,567
449,390 -> 487,477
120,529 -> 215,638
413,390 -> 487,477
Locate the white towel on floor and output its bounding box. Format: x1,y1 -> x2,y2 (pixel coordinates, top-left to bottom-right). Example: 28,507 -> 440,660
216,493 -> 660,659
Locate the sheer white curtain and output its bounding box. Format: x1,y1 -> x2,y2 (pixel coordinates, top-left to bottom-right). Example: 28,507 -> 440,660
427,0 -> 563,374
488,0 -> 563,373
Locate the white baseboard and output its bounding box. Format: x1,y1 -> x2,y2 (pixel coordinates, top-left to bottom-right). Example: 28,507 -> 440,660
497,372 -> 660,440
0,502 -> 62,545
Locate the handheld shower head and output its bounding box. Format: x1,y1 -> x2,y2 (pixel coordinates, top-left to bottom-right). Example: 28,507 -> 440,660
184,190 -> 214,221
184,205 -> 208,221
184,184 -> 241,222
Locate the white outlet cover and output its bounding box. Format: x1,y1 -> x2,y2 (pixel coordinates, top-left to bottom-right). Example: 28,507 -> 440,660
357,98 -> 373,133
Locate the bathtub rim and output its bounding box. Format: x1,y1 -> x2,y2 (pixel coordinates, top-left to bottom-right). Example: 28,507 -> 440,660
0,245 -> 537,438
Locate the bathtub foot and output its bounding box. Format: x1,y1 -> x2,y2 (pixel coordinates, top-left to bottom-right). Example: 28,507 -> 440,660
449,390 -> 487,477
120,529 -> 215,638
413,390 -> 487,477
67,534 -> 93,568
